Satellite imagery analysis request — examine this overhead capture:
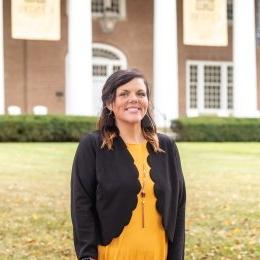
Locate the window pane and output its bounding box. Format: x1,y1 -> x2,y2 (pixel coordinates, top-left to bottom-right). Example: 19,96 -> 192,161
189,65 -> 198,109
227,66 -> 233,109
93,48 -> 119,60
92,0 -> 120,14
113,65 -> 121,72
204,66 -> 221,109
227,0 -> 233,21
93,65 -> 107,76
110,0 -> 120,14
92,0 -> 104,13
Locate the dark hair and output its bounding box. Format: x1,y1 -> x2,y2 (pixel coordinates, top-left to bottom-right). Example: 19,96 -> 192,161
98,68 -> 162,151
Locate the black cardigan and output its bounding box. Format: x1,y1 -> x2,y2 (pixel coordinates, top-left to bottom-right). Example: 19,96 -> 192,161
71,131 -> 186,260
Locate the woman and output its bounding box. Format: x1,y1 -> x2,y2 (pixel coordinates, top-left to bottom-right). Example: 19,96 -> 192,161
71,69 -> 186,260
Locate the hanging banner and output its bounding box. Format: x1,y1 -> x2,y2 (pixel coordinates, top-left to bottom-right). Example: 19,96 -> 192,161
11,0 -> 60,41
183,0 -> 227,46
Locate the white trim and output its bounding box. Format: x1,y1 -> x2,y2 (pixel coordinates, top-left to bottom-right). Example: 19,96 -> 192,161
93,42 -> 127,67
186,60 -> 233,117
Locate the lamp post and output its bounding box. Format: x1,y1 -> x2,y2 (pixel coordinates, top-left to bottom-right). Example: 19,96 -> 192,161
99,0 -> 118,33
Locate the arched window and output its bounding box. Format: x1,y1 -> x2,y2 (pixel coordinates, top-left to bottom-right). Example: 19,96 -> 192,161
92,43 -> 127,115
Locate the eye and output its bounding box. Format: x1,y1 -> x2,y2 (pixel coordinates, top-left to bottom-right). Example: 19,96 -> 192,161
119,92 -> 128,97
137,92 -> 146,97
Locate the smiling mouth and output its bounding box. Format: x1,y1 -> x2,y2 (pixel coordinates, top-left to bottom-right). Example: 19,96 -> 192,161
125,107 -> 141,111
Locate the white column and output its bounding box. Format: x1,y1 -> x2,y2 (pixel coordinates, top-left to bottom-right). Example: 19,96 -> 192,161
0,0 -> 5,114
153,0 -> 179,127
233,0 -> 258,117
66,0 -> 93,115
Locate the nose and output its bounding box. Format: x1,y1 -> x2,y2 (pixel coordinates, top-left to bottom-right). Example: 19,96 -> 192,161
128,93 -> 138,103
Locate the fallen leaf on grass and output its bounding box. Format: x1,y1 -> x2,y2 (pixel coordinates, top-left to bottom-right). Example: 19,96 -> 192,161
25,238 -> 36,244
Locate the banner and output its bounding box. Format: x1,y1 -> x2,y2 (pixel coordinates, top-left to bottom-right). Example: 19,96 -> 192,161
11,0 -> 60,41
183,0 -> 227,46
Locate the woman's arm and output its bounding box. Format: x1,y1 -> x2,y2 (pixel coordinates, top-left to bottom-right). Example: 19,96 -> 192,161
71,135 -> 99,260
167,142 -> 186,260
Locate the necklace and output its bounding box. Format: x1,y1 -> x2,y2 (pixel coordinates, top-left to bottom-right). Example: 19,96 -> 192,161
140,154 -> 147,228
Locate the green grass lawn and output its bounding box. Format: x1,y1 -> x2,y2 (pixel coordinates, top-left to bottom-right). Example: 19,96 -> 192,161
0,142 -> 259,259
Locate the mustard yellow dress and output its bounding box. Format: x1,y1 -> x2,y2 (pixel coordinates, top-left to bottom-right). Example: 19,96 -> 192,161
98,142 -> 168,260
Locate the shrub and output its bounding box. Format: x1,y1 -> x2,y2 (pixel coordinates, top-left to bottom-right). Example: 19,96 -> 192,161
170,117 -> 260,141
0,115 -> 97,142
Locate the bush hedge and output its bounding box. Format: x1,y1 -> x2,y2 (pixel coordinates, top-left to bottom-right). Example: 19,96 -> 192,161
0,115 -> 97,142
170,117 -> 260,141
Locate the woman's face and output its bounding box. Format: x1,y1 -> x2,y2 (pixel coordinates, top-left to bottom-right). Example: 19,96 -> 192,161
109,78 -> 149,127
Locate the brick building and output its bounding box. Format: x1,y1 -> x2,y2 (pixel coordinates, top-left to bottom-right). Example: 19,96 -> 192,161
0,0 -> 259,126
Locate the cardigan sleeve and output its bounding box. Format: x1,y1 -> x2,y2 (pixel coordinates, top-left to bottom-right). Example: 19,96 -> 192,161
71,135 -> 99,260
167,142 -> 186,260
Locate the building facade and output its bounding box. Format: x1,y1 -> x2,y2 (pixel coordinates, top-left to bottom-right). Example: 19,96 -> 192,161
0,0 -> 260,126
